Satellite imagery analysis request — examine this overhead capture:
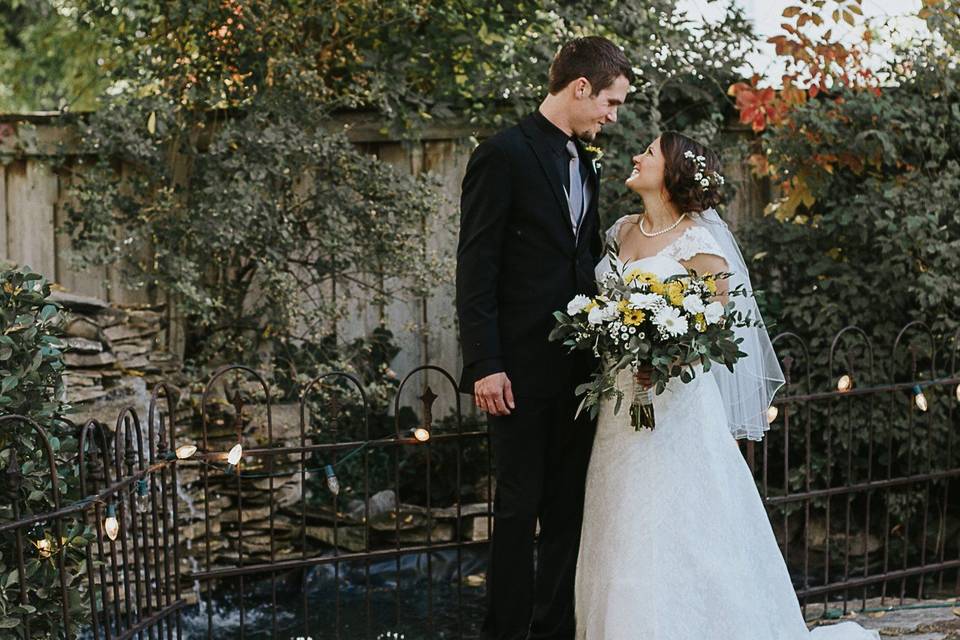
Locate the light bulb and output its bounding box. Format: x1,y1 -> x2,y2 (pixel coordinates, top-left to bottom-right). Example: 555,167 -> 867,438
324,464 -> 340,496
837,374 -> 853,393
766,405 -> 779,424
913,385 -> 928,412
35,538 -> 52,558
104,504 -> 119,541
226,443 -> 243,466
176,444 -> 197,460
955,383 -> 959,403
135,479 -> 150,514
412,427 -> 431,443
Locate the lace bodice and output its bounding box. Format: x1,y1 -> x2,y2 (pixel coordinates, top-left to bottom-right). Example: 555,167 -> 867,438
603,214 -> 727,265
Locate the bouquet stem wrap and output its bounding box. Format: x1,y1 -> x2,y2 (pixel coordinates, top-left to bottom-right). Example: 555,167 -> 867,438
631,379 -> 656,431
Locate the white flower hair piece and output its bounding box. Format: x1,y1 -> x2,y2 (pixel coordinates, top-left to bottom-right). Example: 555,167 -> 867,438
683,149 -> 725,193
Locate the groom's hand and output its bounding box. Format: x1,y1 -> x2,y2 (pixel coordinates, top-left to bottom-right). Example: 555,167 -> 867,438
475,372 -> 515,416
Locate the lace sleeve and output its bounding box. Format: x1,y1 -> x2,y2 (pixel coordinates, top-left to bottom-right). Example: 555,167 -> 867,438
605,215 -> 634,248
665,226 -> 728,263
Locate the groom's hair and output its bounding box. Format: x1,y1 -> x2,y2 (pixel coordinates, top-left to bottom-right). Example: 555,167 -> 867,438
548,36 -> 633,96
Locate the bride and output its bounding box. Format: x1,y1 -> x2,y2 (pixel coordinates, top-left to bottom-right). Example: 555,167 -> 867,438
574,132 -> 879,639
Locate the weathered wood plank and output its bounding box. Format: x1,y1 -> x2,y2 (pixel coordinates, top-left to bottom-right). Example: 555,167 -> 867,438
106,164 -> 151,305
54,167 -> 108,299
6,160 -> 57,277
0,162 -> 7,261
422,139 -> 469,418
374,142 -> 423,384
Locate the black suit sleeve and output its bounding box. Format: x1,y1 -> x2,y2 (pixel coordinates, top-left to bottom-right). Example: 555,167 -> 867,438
456,139 -> 511,381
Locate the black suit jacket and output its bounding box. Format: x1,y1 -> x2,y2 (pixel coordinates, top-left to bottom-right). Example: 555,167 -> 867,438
456,113 -> 604,398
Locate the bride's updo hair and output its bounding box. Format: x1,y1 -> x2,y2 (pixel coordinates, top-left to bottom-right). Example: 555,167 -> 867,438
660,131 -> 725,213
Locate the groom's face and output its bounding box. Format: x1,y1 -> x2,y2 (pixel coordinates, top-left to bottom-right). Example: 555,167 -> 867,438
571,74 -> 630,142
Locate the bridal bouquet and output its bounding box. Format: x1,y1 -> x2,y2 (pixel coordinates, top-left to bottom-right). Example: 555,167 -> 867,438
549,248 -> 755,431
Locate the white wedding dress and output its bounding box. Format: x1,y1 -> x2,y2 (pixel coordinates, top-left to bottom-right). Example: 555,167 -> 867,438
574,218 -> 879,640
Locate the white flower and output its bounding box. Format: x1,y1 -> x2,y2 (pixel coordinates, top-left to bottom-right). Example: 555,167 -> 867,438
700,178 -> 710,187
587,306 -> 606,325
653,307 -> 688,337
694,172 -> 703,180
683,150 -> 695,159
601,302 -> 619,322
696,154 -> 706,162
628,292 -> 663,310
704,301 -> 725,325
567,294 -> 591,315
682,294 -> 706,314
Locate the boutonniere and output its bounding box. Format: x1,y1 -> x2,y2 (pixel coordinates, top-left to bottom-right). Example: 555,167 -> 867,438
584,144 -> 603,174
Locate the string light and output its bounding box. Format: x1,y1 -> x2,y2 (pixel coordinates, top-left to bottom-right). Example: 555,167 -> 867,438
913,385 -> 929,412
104,503 -> 119,541
175,444 -> 197,459
955,383 -> 960,403
324,464 -> 340,496
135,479 -> 150,514
837,374 -> 853,393
412,427 -> 431,443
226,443 -> 243,471
35,537 -> 52,558
766,405 -> 779,424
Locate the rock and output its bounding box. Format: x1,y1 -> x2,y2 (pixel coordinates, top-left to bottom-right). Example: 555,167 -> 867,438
379,523 -> 454,545
468,516 -> 491,541
114,342 -> 152,357
64,351 -> 117,367
93,308 -> 128,328
49,290 -> 109,311
63,317 -> 102,340
103,324 -> 159,343
66,337 -> 104,353
64,373 -> 100,387
303,525 -> 368,552
348,490 -> 397,522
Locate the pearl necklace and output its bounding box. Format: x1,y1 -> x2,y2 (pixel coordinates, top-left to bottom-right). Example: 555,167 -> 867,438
639,212 -> 687,237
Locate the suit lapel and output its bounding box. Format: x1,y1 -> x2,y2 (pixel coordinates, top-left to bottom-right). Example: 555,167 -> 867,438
519,118 -> 575,244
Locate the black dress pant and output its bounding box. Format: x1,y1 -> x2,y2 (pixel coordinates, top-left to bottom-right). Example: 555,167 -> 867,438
481,382 -> 597,640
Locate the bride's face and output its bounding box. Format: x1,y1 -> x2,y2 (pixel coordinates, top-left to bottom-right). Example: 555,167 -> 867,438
625,137 -> 665,194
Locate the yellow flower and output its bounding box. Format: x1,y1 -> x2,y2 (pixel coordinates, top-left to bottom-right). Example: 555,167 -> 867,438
650,282 -> 665,295
623,308 -> 646,326
695,313 -> 706,332
666,281 -> 684,306
704,276 -> 717,294
584,300 -> 598,313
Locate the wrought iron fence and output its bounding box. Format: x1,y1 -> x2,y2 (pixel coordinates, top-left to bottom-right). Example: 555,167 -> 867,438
0,382 -> 186,640
745,323 -> 960,618
1,322 -> 959,638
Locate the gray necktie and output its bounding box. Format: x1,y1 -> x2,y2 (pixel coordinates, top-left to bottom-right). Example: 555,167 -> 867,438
565,140 -> 584,235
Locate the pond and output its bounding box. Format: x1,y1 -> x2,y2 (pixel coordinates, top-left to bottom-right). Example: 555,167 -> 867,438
178,548 -> 488,639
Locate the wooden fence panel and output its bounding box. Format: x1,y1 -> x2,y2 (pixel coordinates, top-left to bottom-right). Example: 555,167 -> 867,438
6,159 -> 57,277
53,169 -> 109,300
0,163 -> 7,261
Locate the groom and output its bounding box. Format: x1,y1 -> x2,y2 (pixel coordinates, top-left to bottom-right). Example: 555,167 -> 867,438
456,37 -> 632,639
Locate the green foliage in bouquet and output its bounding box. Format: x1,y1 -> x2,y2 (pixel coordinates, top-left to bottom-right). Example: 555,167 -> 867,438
549,242 -> 755,429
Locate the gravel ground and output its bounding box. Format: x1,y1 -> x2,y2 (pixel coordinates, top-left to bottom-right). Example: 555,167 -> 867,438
807,598 -> 960,639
